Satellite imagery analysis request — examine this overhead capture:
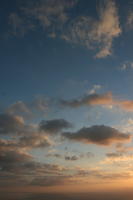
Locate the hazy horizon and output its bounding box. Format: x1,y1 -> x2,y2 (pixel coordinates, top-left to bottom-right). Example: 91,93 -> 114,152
1,0 -> 133,199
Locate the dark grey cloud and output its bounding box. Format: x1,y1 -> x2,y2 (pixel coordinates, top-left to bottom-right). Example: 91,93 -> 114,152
63,125 -> 131,146
0,113 -> 36,136
0,150 -> 32,165
0,149 -> 32,174
106,152 -> 123,158
0,145 -> 67,187
39,119 -> 72,134
65,155 -> 79,161
0,112 -> 73,139
0,114 -> 25,135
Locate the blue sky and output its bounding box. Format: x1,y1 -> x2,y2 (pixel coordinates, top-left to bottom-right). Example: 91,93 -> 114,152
1,0 -> 133,199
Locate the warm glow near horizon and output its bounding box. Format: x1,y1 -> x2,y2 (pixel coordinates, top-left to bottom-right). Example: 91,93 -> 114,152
1,0 -> 133,199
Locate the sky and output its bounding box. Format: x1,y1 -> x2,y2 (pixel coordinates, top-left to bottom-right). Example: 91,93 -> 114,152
1,0 -> 133,199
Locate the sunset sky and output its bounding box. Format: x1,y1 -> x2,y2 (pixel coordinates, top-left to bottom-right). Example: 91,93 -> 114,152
1,0 -> 133,199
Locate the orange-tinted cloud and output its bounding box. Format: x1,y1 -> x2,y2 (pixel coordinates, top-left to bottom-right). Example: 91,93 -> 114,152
61,92 -> 133,112
61,92 -> 113,108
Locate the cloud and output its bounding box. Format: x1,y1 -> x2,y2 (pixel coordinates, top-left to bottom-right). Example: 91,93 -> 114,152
62,0 -> 121,58
46,152 -> 94,161
9,0 -> 77,37
0,114 -> 25,135
106,152 -> 123,158
5,97 -> 48,119
76,167 -> 131,180
0,135 -> 52,152
39,119 -> 72,134
127,11 -> 133,29
6,101 -> 31,116
102,152 -> 133,164
8,12 -> 35,36
8,0 -> 121,58
63,125 -> 131,146
88,84 -> 102,95
0,142 -> 67,187
119,100 -> 133,111
0,148 -> 33,174
120,61 -> 133,71
61,92 -> 113,108
18,135 -> 52,149
23,0 -> 76,26
60,91 -> 133,112
65,155 -> 79,161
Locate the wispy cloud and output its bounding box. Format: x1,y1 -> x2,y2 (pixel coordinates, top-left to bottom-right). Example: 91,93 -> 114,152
8,0 -> 121,58
102,152 -> 133,164
5,96 -> 49,119
62,0 -> 121,58
9,0 -> 77,37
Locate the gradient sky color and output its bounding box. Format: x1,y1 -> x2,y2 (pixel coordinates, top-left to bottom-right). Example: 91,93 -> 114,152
1,0 -> 133,199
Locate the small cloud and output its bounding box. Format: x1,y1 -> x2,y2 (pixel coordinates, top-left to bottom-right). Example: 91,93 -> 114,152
120,61 -> 133,71
65,155 -> 79,161
39,119 -> 72,134
88,84 -> 102,95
